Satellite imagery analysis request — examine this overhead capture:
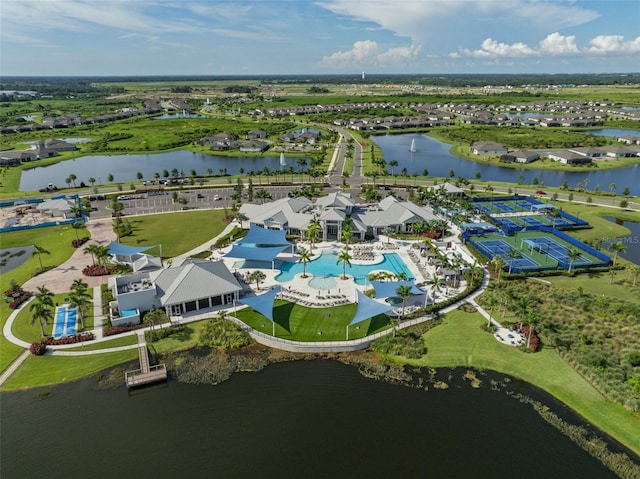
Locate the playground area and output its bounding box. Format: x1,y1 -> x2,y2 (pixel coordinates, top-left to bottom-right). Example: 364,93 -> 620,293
466,230 -> 609,273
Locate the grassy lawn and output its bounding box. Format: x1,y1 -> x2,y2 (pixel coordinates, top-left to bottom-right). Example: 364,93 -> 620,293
60,333 -> 138,351
234,300 -> 391,341
0,350 -> 138,390
395,309 -> 640,455
1,225 -> 82,372
11,292 -> 94,344
118,209 -> 229,258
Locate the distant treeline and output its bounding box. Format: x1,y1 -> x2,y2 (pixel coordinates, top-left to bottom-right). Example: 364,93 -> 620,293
2,73 -> 639,89
0,78 -> 125,97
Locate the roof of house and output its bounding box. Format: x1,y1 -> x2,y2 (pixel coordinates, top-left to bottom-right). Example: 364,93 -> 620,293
149,259 -> 241,306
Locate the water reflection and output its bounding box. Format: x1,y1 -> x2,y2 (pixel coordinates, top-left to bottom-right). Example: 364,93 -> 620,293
372,134 -> 640,195
0,361 -> 625,479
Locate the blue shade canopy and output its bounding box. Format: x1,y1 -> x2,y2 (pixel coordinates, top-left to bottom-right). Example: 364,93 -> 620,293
239,225 -> 289,246
370,280 -> 423,299
108,241 -> 153,256
350,289 -> 394,326
238,286 -> 281,323
224,244 -> 290,262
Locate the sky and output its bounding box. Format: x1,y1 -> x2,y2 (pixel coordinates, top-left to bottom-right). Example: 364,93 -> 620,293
1,0 -> 639,76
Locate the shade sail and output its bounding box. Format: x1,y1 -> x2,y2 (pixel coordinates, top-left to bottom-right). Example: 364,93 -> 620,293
349,289 -> 394,326
370,280 -> 423,299
107,241 -> 153,257
238,286 -> 281,323
239,225 -> 289,246
224,244 -> 289,262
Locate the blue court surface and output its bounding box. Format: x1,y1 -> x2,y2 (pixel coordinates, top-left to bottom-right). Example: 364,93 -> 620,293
523,237 -> 592,265
53,305 -> 78,340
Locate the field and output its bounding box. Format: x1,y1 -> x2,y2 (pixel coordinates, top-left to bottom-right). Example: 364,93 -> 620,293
235,300 -> 391,341
117,209 -> 229,258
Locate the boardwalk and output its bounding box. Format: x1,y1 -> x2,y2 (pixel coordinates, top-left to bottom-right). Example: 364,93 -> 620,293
124,333 -> 167,388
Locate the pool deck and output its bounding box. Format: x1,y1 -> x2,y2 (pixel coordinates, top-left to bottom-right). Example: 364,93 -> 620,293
216,235 -> 475,309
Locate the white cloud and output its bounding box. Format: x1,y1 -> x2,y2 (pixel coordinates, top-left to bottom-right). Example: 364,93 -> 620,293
321,40 -> 380,67
461,38 -> 538,59
453,33 -> 640,60
587,35 -> 640,55
317,0 -> 600,46
539,33 -> 580,56
321,40 -> 420,68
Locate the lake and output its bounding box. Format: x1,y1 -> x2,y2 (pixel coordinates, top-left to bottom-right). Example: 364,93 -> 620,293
372,134 -> 640,196
19,151 -> 308,192
0,360 -> 628,478
601,217 -> 640,264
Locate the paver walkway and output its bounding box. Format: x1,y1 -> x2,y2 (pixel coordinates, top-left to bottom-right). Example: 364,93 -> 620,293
22,219 -> 116,294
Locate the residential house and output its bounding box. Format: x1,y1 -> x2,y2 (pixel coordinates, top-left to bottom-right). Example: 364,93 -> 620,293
471,142 -> 508,155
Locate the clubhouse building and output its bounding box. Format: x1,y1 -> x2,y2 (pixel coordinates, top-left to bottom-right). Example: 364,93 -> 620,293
239,191 -> 439,241
107,258 -> 242,325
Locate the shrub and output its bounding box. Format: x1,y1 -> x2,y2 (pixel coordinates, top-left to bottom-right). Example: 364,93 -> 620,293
29,342 -> 48,355
8,292 -> 32,309
44,332 -> 94,345
71,237 -> 89,248
83,265 -> 117,276
104,323 -> 146,336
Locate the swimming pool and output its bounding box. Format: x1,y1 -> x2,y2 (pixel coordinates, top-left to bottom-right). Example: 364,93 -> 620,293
276,251 -> 413,285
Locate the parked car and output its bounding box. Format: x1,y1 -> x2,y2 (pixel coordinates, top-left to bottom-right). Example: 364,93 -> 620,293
197,193 -> 204,199
535,190 -> 546,195
213,195 -> 221,201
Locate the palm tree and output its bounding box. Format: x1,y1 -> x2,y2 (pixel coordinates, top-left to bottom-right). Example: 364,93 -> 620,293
297,248 -> 312,278
88,177 -> 96,187
69,173 -> 77,188
525,310 -> 540,349
396,284 -> 413,320
95,245 -> 110,267
608,241 -> 626,266
389,160 -> 398,184
485,293 -> 499,327
504,249 -> 522,274
29,301 -> 52,338
609,182 -> 617,203
217,308 -> 229,335
428,275 -> 443,301
72,221 -> 86,240
84,244 -> 100,265
306,216 -> 321,251
340,229 -> 353,248
248,270 -> 266,291
336,248 -> 352,280
34,285 -> 54,310
566,247 -> 581,272
32,243 -> 50,272
68,279 -> 91,329
491,256 -> 506,281
255,189 -> 271,204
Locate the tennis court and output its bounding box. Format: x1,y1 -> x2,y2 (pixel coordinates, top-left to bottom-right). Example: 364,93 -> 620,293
53,305 -> 77,339
522,236 -> 593,266
472,238 -> 540,269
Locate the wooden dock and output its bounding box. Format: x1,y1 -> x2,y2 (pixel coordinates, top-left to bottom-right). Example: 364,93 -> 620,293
125,333 -> 167,388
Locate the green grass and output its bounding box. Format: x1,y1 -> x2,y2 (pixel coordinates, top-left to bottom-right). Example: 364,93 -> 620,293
234,300 -> 391,341
118,209 -> 229,258
59,334 -> 138,351
396,309 -> 640,455
0,350 -> 138,390
1,225 -> 81,371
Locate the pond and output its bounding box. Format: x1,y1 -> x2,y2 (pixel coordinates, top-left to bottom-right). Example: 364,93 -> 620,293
19,151 -> 310,192
0,360 -> 627,478
601,217 -> 640,265
587,128 -> 640,138
372,133 -> 640,196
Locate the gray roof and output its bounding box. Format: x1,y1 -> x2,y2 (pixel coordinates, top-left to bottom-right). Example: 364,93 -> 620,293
149,259 -> 241,306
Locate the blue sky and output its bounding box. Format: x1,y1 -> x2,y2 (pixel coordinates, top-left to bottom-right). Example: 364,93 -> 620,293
2,0 -> 639,76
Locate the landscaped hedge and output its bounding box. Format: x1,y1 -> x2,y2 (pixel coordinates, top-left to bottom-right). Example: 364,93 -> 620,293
8,292 -> 32,309
104,323 -> 146,336
29,342 -> 48,355
83,265 -> 118,276
44,332 -> 95,345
